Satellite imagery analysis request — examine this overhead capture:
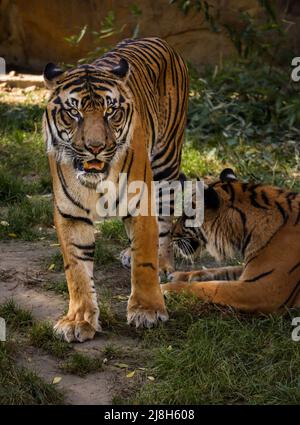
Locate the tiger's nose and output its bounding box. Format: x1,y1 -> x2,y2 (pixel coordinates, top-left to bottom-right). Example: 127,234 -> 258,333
87,144 -> 104,155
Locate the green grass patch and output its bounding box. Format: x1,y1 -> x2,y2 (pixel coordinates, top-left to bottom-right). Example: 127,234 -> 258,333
0,341 -> 64,405
47,238 -> 119,271
0,101 -> 51,201
103,343 -> 124,359
98,219 -> 127,242
0,197 -> 53,240
183,61 -> 300,190
47,250 -> 64,272
136,294 -> 300,405
30,322 -> 71,359
61,352 -> 103,376
99,289 -> 119,328
43,280 -> 68,295
0,299 -> 34,331
94,238 -> 120,266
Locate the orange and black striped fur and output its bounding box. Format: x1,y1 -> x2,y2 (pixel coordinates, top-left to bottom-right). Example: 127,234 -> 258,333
163,169 -> 300,313
43,38 -> 188,342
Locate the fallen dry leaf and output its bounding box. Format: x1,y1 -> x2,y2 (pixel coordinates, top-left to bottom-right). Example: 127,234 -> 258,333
126,370 -> 136,378
52,376 -> 62,385
115,363 -> 128,369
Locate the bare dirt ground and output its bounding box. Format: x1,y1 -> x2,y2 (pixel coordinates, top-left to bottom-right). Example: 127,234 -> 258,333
0,239 -> 146,404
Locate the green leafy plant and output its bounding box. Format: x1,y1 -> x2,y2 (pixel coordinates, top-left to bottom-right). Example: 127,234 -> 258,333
170,0 -> 287,63
64,7 -> 142,66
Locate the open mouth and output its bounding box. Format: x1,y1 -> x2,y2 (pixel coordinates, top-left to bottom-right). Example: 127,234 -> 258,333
74,159 -> 108,174
83,159 -> 106,173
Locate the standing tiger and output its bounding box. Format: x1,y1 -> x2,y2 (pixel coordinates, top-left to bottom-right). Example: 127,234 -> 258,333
43,37 -> 189,342
163,168 -> 300,313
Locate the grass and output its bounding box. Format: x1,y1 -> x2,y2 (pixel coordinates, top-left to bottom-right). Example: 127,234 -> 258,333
47,235 -> 122,272
43,279 -> 68,295
99,289 -> 119,328
0,341 -> 64,405
182,62 -> 300,191
94,238 -> 120,266
0,300 -> 71,360
0,300 -> 64,405
103,343 -> 124,359
0,95 -> 52,241
47,250 -> 65,272
0,196 -> 53,240
61,352 -> 103,376
0,100 -> 50,204
30,322 -> 71,359
97,219 -> 128,242
0,299 -> 34,331
136,294 -> 300,405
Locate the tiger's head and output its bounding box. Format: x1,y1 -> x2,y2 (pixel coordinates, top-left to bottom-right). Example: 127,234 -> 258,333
43,59 -> 133,187
172,168 -> 272,262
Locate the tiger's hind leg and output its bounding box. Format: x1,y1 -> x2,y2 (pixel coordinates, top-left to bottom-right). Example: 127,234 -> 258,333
120,213 -> 175,276
169,266 -> 243,283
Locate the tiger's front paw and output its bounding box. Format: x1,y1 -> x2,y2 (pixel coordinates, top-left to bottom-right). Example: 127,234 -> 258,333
127,293 -> 168,328
54,309 -> 101,343
168,271 -> 190,282
159,259 -> 175,279
120,247 -> 131,270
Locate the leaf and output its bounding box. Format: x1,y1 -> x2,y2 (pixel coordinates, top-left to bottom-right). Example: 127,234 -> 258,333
126,370 -> 135,378
50,243 -> 60,247
115,363 -> 128,369
147,376 -> 155,381
0,221 -> 9,226
48,263 -> 55,271
52,376 -> 62,384
113,295 -> 128,301
8,233 -> 17,238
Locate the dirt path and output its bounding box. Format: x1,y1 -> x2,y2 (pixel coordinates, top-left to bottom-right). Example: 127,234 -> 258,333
0,240 -> 142,404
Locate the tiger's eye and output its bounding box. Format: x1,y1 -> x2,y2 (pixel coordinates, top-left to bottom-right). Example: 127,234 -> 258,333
70,108 -> 79,117
106,107 -> 114,115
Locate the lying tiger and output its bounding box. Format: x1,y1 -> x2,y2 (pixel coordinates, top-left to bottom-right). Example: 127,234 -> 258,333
162,168 -> 300,313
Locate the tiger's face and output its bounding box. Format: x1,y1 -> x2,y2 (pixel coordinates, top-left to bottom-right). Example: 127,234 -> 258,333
172,168 -> 239,260
43,60 -> 133,186
171,213 -> 205,259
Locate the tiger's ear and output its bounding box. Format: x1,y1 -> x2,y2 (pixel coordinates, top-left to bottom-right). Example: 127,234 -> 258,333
204,186 -> 220,209
43,63 -> 65,89
111,58 -> 129,78
220,168 -> 237,183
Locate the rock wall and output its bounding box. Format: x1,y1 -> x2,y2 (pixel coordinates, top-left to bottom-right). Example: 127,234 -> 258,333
0,0 -> 298,72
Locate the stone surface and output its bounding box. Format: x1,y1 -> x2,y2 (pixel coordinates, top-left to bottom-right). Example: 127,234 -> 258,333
0,0 -> 276,72
0,73 -> 44,88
